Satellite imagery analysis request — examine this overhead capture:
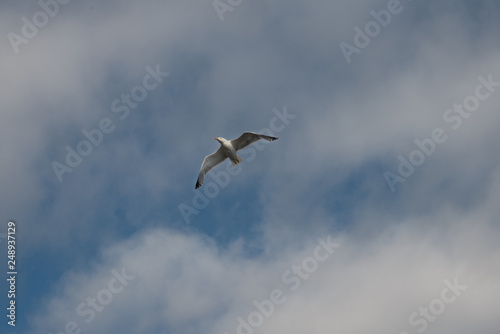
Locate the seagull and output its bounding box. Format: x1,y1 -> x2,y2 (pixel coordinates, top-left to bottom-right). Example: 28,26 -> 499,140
195,132 -> 278,189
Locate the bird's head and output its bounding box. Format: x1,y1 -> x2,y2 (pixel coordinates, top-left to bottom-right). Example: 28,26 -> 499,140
214,137 -> 226,144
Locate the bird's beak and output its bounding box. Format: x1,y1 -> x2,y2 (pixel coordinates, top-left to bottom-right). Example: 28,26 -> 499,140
214,137 -> 218,140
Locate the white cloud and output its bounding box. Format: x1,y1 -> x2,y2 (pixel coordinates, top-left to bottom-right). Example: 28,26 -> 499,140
29,211 -> 500,333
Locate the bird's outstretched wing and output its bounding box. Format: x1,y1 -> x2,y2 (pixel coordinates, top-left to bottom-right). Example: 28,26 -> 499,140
230,132 -> 278,151
195,147 -> 227,189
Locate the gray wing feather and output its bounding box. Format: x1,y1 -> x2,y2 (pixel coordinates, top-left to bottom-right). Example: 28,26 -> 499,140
195,147 -> 227,189
230,132 -> 278,151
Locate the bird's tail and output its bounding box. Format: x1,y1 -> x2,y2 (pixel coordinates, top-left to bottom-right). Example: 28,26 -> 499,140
230,155 -> 243,166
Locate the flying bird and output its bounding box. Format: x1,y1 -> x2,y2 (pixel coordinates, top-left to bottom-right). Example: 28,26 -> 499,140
195,132 -> 278,189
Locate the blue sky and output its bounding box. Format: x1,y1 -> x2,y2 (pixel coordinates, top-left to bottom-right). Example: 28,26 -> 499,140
1,0 -> 500,333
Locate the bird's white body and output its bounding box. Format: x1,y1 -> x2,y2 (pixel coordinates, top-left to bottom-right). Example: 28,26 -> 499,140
195,132 -> 278,189
216,137 -> 242,166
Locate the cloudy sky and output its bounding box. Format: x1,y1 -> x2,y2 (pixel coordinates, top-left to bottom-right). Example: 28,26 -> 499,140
1,0 -> 500,333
